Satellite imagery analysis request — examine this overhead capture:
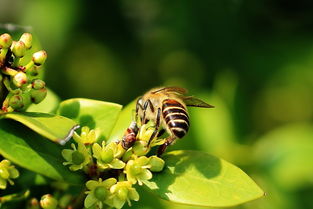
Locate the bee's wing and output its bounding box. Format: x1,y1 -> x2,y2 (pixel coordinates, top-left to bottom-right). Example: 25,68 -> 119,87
183,96 -> 214,108
152,87 -> 188,94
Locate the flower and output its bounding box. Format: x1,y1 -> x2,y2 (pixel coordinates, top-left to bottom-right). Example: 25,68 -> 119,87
106,181 -> 139,209
84,178 -> 117,209
73,126 -> 99,145
0,159 -> 19,190
124,156 -> 152,185
92,141 -> 125,170
62,142 -> 91,171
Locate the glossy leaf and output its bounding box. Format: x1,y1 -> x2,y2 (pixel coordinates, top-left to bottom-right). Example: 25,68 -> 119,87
144,150 -> 264,207
27,88 -> 60,113
108,100 -> 136,142
0,120 -> 82,184
57,98 -> 122,141
0,112 -> 79,144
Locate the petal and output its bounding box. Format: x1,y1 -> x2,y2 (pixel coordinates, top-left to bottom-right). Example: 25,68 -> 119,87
84,194 -> 98,208
69,164 -> 82,171
8,168 -> 19,179
138,169 -> 153,181
113,196 -> 125,209
61,149 -> 73,161
126,174 -> 137,184
82,126 -> 90,134
92,143 -> 102,158
102,178 -> 117,188
86,180 -> 99,190
136,156 -> 149,166
109,159 -> 125,169
0,178 -> 7,189
129,188 -> 140,201
97,163 -> 110,170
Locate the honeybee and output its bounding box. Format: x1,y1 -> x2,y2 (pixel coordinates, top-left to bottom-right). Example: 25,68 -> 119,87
135,87 -> 214,155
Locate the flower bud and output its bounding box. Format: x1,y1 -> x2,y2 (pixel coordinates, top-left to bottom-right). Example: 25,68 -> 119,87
148,156 -> 165,172
13,72 -> 27,87
32,79 -> 46,90
30,88 -> 47,104
12,41 -> 26,57
0,33 -> 12,48
94,186 -> 108,201
27,198 -> 40,209
71,151 -> 85,165
19,33 -> 32,49
40,194 -> 58,209
32,50 -> 47,66
9,95 -> 24,110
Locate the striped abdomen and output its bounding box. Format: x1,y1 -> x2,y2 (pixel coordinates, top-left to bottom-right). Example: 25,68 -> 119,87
162,99 -> 189,138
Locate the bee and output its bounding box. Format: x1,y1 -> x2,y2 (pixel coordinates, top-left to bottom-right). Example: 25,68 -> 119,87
136,87 -> 214,155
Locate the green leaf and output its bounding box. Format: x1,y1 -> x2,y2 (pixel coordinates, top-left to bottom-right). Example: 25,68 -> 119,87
0,120 -> 82,184
108,100 -> 136,142
27,88 -> 60,113
254,123 -> 313,190
57,98 -> 122,141
144,150 -> 264,207
0,112 -> 79,144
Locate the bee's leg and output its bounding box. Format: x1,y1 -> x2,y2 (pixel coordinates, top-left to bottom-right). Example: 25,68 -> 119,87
142,99 -> 154,124
157,136 -> 176,156
147,108 -> 161,146
157,129 -> 165,137
135,97 -> 144,124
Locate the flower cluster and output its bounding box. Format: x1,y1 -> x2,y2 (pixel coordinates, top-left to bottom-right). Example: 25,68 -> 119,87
0,159 -> 19,190
62,125 -> 165,209
0,33 -> 47,113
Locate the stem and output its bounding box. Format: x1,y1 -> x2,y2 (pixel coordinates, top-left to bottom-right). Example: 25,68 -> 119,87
1,67 -> 17,76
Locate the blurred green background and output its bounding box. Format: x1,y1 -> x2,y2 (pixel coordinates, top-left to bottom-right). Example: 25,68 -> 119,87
1,0 -> 313,209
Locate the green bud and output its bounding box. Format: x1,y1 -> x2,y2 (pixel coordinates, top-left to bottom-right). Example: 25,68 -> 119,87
40,194 -> 58,209
19,33 -> 32,49
9,95 -> 24,110
12,41 -> 26,57
71,151 -> 85,165
32,50 -> 47,66
148,156 -> 165,172
32,79 -> 46,90
9,93 -> 31,111
30,88 -> 47,104
94,186 -> 108,201
0,33 -> 12,48
13,72 -> 27,87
